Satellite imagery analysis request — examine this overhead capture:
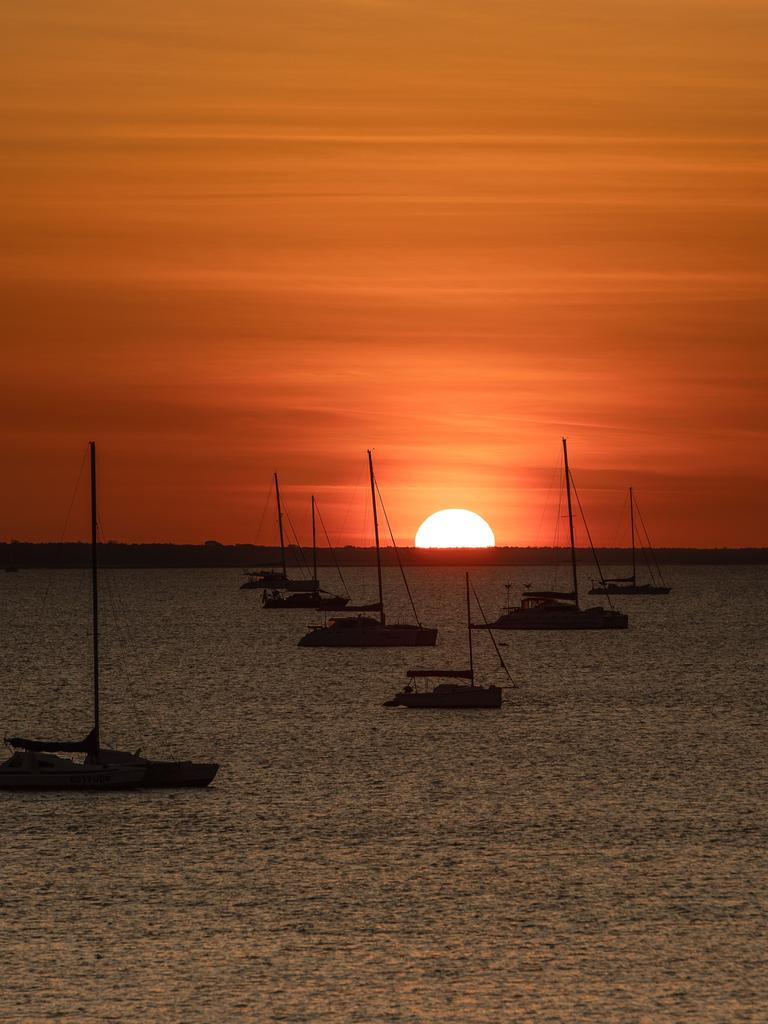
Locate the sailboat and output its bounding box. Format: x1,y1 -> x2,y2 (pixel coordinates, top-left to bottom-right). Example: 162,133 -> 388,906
262,496 -> 350,609
298,451 -> 438,647
241,473 -> 319,591
384,574 -> 511,708
1,443 -> 219,790
481,439 -> 628,630
589,487 -> 671,595
1,443 -> 146,790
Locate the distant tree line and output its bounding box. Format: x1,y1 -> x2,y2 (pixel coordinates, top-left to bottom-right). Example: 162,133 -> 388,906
1,541 -> 766,569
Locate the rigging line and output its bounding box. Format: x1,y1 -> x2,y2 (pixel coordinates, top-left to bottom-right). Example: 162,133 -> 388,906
569,478 -> 617,609
569,476 -> 607,584
570,479 -> 618,608
10,447 -> 91,714
634,501 -> 666,585
632,513 -> 657,584
550,461 -> 564,592
100,555 -> 146,682
108,592 -> 151,732
360,469 -> 370,550
244,477 -> 274,561
535,454 -> 562,548
470,581 -> 516,686
643,510 -> 664,583
102,569 -> 136,682
99,569 -> 143,739
251,482 -> 273,549
610,488 -> 631,553
532,457 -> 554,592
373,476 -> 421,627
638,538 -> 656,585
96,519 -> 144,730
361,495 -> 369,551
282,502 -> 311,578
314,502 -> 350,597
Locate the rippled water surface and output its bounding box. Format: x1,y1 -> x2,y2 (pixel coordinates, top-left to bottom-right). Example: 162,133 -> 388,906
1,566 -> 766,1022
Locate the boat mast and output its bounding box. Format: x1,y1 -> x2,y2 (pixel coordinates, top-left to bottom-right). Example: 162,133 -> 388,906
311,494 -> 317,590
466,572 -> 474,686
89,441 -> 100,752
274,472 -> 287,577
629,486 -> 636,585
367,450 -> 385,625
562,437 -> 579,609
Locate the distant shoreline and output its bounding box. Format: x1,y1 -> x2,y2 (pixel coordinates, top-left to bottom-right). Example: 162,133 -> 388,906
1,542 -> 767,569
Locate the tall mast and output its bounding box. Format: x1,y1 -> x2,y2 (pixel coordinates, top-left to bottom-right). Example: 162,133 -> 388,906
311,494 -> 317,589
89,442 -> 100,752
367,450 -> 385,625
274,472 -> 287,577
466,572 -> 474,686
562,437 -> 579,609
629,486 -> 636,584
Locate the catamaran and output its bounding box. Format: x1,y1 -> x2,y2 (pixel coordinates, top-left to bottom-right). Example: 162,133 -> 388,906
384,574 -> 512,708
589,487 -> 671,595
1,443 -> 219,790
298,451 -> 438,647
480,439 -> 628,631
241,473 -> 319,591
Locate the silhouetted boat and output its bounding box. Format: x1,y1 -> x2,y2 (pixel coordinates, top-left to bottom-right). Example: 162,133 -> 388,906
299,452 -> 438,647
264,592 -> 377,611
480,439 -> 628,631
5,566 -> 19,573
241,473 -> 319,591
1,443 -> 146,791
0,748 -> 145,791
384,574 -> 511,708
301,614 -> 437,647
262,495 -> 349,609
242,568 -> 319,591
242,568 -> 300,590
88,748 -> 218,787
1,443 -> 218,790
589,487 -> 671,595
263,590 -> 349,610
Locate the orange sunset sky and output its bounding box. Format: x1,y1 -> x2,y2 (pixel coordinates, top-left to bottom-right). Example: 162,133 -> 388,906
2,1 -> 767,546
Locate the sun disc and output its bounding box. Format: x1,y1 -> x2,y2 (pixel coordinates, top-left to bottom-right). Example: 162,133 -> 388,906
414,508 -> 495,548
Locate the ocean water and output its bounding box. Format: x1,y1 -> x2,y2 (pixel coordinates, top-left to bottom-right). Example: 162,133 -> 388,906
0,565 -> 766,1023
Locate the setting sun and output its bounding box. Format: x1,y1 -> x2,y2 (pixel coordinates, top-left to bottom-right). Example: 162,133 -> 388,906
414,509 -> 496,548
